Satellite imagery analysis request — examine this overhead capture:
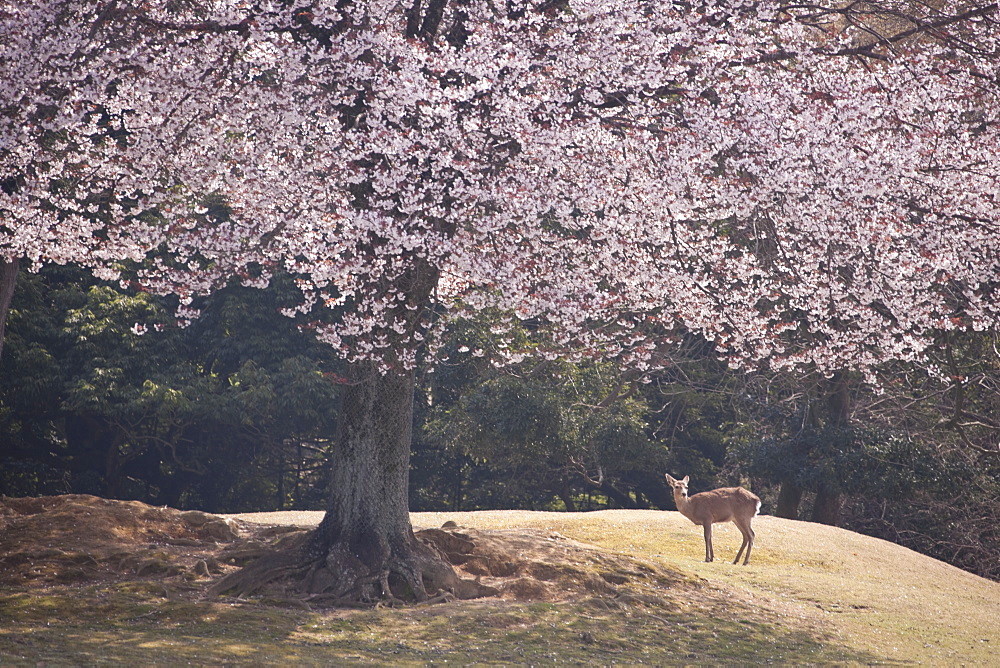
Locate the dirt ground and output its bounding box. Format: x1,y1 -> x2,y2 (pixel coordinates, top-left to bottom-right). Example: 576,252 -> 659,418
0,495 -> 685,607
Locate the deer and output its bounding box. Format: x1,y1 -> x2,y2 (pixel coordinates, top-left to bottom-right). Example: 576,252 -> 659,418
665,474 -> 761,565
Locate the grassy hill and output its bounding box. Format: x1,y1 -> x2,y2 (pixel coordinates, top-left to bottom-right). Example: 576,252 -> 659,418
413,509 -> 998,665
1,499 -> 997,665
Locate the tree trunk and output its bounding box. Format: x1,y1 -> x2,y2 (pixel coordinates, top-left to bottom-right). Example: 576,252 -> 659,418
307,360 -> 500,602
811,486 -> 843,526
557,480 -> 577,512
0,257 -> 19,361
305,361 -> 443,600
207,257 -> 491,604
212,359 -> 493,604
775,481 -> 802,520
811,372 -> 849,526
104,430 -> 127,498
599,481 -> 639,509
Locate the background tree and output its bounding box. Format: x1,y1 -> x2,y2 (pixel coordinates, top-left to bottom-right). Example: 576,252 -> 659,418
423,359 -> 668,511
3,0 -> 998,602
0,266 -> 341,510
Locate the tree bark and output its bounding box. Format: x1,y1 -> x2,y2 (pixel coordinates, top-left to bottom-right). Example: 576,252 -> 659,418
104,430 -> 127,498
775,481 -> 802,520
0,257 -> 19,361
211,358 -> 495,604
306,362 -> 428,594
811,486 -> 843,525
557,480 -> 577,512
600,481 -> 641,509
293,360 -> 493,603
812,372 -> 850,526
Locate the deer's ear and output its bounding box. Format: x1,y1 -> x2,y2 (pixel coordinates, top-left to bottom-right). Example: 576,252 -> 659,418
665,474 -> 673,483
682,476 -> 690,484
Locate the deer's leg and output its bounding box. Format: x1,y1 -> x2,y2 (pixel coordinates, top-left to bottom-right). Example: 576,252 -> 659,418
703,522 -> 714,562
734,530 -> 748,565
734,520 -> 755,565
744,523 -> 755,565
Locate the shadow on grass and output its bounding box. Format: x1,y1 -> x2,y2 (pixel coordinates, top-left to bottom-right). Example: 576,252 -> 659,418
292,598 -> 890,665
0,588 -> 310,665
1,586 -> 888,666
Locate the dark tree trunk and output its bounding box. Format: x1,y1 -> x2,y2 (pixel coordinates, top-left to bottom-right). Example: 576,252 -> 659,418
557,480 -> 577,512
0,257 -> 19,361
776,481 -> 802,520
207,229 -> 483,604
811,486 -> 843,525
104,431 -> 127,498
812,372 -> 850,526
305,360 -> 501,602
304,361 -> 443,600
600,481 -> 640,509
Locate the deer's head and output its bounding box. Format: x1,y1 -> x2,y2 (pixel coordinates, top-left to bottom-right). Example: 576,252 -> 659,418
665,474 -> 690,498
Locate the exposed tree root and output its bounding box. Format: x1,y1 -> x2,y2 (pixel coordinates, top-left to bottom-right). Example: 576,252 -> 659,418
207,551 -> 313,599
207,525 -> 498,607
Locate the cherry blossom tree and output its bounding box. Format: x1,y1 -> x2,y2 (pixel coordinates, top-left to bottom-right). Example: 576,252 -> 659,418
3,0 -> 998,602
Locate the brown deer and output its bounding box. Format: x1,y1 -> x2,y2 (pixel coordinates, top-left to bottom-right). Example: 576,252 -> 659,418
665,474 -> 761,565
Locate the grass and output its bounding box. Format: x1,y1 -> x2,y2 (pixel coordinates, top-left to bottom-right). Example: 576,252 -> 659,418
483,509 -> 999,665
2,508 -> 998,665
0,589 -> 875,665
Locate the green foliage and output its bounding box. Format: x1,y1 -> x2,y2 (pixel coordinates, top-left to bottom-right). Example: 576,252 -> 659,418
416,325 -> 669,511
0,266 -> 340,511
724,362 -> 1000,580
730,425 -> 963,500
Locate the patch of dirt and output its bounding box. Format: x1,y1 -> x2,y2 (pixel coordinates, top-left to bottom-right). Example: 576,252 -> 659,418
416,524 -> 683,602
0,495 -> 685,606
0,494 -> 253,590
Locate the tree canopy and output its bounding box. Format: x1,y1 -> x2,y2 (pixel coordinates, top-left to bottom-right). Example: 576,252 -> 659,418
4,0 -> 998,375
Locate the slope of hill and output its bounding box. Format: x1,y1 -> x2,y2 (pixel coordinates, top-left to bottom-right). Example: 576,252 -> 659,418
240,507 -> 1000,665
418,509 -> 999,665
1,496 -> 996,665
